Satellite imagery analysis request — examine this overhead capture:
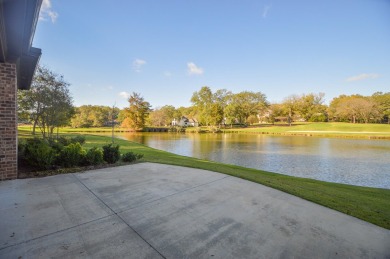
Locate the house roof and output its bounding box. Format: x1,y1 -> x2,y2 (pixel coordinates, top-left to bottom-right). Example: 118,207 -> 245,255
0,0 -> 42,89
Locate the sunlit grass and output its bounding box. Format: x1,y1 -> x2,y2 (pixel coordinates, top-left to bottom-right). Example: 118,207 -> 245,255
18,122 -> 390,138
223,122 -> 390,138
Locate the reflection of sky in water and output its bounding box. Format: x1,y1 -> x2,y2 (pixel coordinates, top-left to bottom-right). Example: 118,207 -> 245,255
117,133 -> 390,189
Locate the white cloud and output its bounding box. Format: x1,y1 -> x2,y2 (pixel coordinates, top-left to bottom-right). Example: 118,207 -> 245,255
345,73 -> 379,82
119,91 -> 130,99
107,85 -> 114,90
187,62 -> 204,75
262,5 -> 272,19
39,0 -> 58,23
132,59 -> 146,72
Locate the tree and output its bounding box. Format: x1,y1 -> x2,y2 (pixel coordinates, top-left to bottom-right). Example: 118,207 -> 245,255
149,105 -> 177,127
17,65 -> 74,138
121,92 -> 151,130
329,94 -> 380,123
371,92 -> 390,123
191,86 -> 214,126
70,105 -> 120,128
281,95 -> 300,125
224,91 -> 268,125
297,93 -> 327,122
148,108 -> 165,127
247,115 -> 258,125
264,103 -> 285,124
191,86 -> 228,126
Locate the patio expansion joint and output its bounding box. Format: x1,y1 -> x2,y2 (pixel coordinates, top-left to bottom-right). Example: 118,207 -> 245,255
71,173 -> 168,259
0,214 -> 113,251
0,172 -> 231,255
117,175 -> 232,214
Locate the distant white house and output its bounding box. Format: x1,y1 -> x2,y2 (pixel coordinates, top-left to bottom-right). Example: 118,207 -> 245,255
172,116 -> 199,127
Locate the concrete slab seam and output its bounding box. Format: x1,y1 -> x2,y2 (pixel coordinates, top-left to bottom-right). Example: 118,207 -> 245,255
116,175 -> 232,214
0,214 -> 113,251
71,173 -> 167,259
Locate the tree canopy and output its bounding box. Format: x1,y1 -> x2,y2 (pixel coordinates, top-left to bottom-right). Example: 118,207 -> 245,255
329,94 -> 383,123
121,92 -> 151,130
71,105 -> 120,128
17,65 -> 74,138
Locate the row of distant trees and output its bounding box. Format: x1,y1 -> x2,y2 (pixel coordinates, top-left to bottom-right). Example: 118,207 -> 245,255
69,88 -> 389,129
147,87 -> 390,127
17,66 -> 390,138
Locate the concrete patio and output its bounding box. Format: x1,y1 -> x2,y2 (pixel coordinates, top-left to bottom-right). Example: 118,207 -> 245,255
0,163 -> 389,258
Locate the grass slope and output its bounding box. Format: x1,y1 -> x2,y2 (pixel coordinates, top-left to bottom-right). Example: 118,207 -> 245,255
77,134 -> 390,230
18,122 -> 390,138
223,122 -> 390,138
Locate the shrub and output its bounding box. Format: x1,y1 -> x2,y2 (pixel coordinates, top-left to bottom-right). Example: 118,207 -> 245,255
122,152 -> 144,163
47,138 -> 64,153
23,138 -> 56,170
58,143 -> 86,167
57,136 -> 71,146
102,144 -> 120,164
71,135 -> 86,145
57,135 -> 85,146
85,147 -> 104,165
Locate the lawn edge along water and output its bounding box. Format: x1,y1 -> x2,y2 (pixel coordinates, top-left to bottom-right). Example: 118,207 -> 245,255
79,134 -> 390,230
18,122 -> 390,140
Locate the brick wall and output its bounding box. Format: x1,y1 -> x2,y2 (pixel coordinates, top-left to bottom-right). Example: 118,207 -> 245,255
0,63 -> 18,180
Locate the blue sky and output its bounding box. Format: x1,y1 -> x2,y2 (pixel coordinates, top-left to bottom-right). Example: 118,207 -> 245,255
35,0 -> 390,109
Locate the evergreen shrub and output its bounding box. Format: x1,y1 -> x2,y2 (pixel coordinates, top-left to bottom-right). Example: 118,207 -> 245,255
122,152 -> 143,162
85,147 -> 104,165
102,144 -> 120,164
23,138 -> 56,170
58,143 -> 86,167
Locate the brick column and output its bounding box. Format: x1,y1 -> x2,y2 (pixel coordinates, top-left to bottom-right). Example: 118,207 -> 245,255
0,63 -> 18,180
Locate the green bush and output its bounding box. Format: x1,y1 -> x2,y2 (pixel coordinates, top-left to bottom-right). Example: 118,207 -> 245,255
85,147 -> 104,165
71,135 -> 86,145
57,135 -> 86,146
47,138 -> 64,153
57,136 -> 71,146
58,143 -> 86,167
23,138 -> 56,170
122,151 -> 143,163
102,144 -> 120,164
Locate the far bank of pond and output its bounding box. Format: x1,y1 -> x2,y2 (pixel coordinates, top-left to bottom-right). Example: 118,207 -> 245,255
113,132 -> 390,189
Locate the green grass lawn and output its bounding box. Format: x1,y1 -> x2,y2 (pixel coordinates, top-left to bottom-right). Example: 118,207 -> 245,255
18,122 -> 390,138
18,122 -> 390,139
20,131 -> 387,230
222,122 -> 390,138
18,125 -> 130,133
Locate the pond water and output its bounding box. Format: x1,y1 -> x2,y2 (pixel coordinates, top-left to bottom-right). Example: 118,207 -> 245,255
115,133 -> 390,189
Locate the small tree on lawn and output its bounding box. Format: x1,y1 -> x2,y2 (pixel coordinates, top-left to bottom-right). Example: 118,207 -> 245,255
17,65 -> 74,139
